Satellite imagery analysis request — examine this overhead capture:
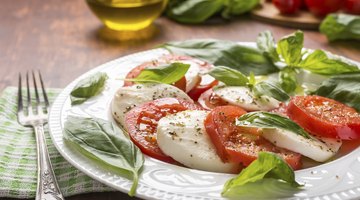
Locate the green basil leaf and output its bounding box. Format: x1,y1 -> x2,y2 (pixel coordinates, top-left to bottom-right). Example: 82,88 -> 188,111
279,67 -> 298,93
253,81 -> 290,102
299,50 -> 359,75
314,72 -> 360,112
208,66 -> 249,86
161,39 -> 279,75
320,13 -> 360,42
236,111 -> 311,139
131,62 -> 190,84
63,116 -> 144,196
257,30 -> 280,62
222,152 -> 301,198
248,72 -> 256,86
276,30 -> 304,66
70,72 -> 108,105
222,0 -> 260,18
166,0 -> 224,24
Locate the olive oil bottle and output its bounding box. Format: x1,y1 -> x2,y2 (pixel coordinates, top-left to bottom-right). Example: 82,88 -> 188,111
86,0 -> 167,31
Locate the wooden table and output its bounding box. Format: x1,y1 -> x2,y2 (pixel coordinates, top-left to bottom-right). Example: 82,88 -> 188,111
1,0 -> 359,200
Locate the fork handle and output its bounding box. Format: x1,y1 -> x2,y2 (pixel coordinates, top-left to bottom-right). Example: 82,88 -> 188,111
34,124 -> 65,200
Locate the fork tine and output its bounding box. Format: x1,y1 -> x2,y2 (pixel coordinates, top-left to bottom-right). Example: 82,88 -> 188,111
38,70 -> 49,108
17,73 -> 23,112
32,71 -> 40,105
26,72 -> 32,114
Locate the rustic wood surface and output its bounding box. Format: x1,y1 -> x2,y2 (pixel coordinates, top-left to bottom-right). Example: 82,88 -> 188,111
1,0 -> 359,200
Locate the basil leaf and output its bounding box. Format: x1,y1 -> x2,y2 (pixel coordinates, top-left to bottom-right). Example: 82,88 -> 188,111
63,116 -> 144,196
131,62 -> 190,84
279,67 -> 298,93
161,39 -> 279,75
276,30 -> 304,66
320,14 -> 360,42
314,72 -> 360,112
222,152 -> 301,198
253,81 -> 290,102
299,50 -> 359,75
208,66 -> 248,86
70,72 -> 108,105
222,0 -> 260,18
166,0 -> 224,24
257,31 -> 280,62
236,111 -> 311,139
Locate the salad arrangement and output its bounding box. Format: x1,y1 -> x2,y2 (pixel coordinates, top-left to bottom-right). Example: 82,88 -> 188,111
63,30 -> 360,198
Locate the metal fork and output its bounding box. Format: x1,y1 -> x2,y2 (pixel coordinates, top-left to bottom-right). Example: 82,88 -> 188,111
17,71 -> 64,200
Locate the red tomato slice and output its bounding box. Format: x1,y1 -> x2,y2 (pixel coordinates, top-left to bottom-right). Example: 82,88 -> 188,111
125,98 -> 204,163
187,80 -> 219,101
197,88 -> 229,110
344,0 -> 360,15
287,95 -> 360,140
124,54 -> 212,92
205,106 -> 302,170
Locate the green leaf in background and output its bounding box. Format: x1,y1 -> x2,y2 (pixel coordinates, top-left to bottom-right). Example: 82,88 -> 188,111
131,62 -> 190,84
299,50 -> 359,75
279,67 -> 298,94
222,0 -> 260,19
70,72 -> 108,105
276,30 -> 304,66
208,66 -> 249,86
253,81 -> 290,102
236,111 -> 311,139
320,14 -> 360,41
63,116 -> 144,196
257,30 -> 280,62
166,0 -> 224,24
161,39 -> 279,75
222,152 -> 301,198
314,72 -> 360,112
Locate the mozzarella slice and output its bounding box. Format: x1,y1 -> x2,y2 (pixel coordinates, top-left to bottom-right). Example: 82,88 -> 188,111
157,110 -> 238,173
261,128 -> 342,162
181,60 -> 202,92
213,86 -> 280,111
111,83 -> 192,127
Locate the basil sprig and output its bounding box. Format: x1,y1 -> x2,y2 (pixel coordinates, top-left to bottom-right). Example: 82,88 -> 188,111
314,72 -> 360,112
208,66 -> 289,102
128,62 -> 190,84
256,30 -> 280,63
161,39 -> 279,75
320,13 -> 360,42
253,81 -> 290,102
208,65 -> 248,86
64,116 -> 144,196
257,30 -> 359,93
166,0 -> 260,24
70,72 -> 108,105
236,111 -> 311,139
222,152 -> 301,198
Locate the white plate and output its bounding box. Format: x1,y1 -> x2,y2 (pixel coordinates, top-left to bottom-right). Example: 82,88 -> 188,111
48,44 -> 360,200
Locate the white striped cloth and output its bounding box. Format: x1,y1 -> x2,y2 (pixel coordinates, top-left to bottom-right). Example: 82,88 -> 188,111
0,87 -> 114,198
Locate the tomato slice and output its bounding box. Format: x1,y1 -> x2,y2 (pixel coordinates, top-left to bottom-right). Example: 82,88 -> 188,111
197,88 -> 229,110
187,80 -> 219,101
125,98 -> 204,163
287,95 -> 360,140
205,105 -> 302,170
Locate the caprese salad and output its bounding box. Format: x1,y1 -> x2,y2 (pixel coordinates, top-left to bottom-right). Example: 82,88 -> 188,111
111,54 -> 360,174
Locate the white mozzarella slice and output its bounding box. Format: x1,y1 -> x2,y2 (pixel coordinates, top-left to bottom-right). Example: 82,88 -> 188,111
262,128 -> 342,162
180,60 -> 203,92
157,110 -> 238,173
213,86 -> 280,111
111,83 -> 192,127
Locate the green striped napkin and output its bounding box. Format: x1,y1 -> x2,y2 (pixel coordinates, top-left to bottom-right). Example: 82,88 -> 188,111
0,87 -> 114,198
